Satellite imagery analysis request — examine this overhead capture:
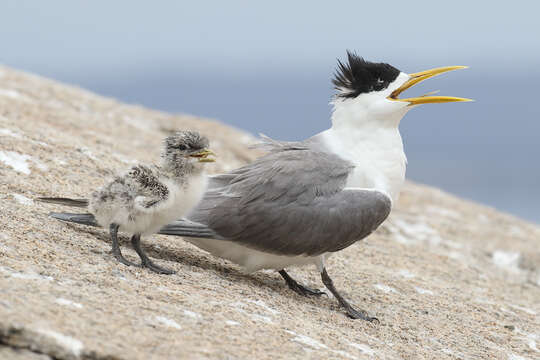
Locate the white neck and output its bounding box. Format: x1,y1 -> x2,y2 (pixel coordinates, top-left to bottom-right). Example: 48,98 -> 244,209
320,98 -> 410,204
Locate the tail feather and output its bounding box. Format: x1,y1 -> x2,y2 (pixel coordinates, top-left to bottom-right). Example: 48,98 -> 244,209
38,197 -> 89,208
48,211 -> 218,239
158,220 -> 220,239
49,212 -> 98,227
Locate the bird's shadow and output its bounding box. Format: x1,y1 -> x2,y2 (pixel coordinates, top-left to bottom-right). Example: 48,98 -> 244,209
63,223 -> 326,308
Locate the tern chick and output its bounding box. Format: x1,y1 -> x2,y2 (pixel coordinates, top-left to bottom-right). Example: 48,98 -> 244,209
40,130 -> 215,274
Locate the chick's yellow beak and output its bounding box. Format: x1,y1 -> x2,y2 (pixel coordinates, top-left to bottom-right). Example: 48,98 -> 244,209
190,149 -> 216,163
388,66 -> 473,105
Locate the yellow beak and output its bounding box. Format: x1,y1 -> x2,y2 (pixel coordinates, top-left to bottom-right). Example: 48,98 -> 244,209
388,66 -> 473,105
189,149 -> 216,163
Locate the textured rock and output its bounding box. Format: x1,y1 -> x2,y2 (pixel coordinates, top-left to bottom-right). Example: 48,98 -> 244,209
0,65 -> 539,359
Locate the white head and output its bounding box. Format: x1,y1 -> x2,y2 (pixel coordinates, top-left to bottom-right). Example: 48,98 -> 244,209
331,51 -> 471,131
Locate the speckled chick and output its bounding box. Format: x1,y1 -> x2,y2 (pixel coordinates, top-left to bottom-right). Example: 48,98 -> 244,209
43,131 -> 215,274
90,132 -> 212,232
91,130 -> 215,273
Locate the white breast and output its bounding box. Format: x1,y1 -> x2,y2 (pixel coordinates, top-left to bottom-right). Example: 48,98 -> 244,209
319,127 -> 407,203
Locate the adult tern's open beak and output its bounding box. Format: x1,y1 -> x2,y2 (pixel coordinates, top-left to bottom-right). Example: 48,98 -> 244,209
388,66 -> 472,105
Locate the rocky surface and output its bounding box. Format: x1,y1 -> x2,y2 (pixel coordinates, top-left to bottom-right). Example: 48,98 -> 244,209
0,65 -> 539,359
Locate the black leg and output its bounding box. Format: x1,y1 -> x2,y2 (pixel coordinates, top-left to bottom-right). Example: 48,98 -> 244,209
279,270 -> 326,296
109,223 -> 139,267
320,268 -> 378,322
131,234 -> 175,274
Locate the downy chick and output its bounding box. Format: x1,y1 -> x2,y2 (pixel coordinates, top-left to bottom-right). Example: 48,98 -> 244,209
40,130 -> 215,274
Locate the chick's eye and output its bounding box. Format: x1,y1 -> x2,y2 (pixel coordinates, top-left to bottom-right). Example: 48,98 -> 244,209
177,145 -> 187,150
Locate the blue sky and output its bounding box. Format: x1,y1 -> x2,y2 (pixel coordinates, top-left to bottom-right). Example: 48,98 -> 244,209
2,1 -> 540,222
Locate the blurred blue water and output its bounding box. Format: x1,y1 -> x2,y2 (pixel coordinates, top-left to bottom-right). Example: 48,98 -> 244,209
67,67 -> 539,223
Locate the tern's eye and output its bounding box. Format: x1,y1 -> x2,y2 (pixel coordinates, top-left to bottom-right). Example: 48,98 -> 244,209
177,144 -> 187,150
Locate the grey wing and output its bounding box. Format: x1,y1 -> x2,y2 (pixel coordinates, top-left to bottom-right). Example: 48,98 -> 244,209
162,148 -> 391,256
202,188 -> 390,256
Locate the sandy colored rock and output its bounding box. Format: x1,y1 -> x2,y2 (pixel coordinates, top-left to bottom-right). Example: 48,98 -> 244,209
0,65 -> 539,359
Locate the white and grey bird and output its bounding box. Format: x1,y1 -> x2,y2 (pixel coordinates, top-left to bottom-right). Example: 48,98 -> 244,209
39,130 -> 215,274
43,52 -> 470,320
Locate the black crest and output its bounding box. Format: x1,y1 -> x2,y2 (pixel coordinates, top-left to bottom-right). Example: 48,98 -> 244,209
333,51 -> 400,98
